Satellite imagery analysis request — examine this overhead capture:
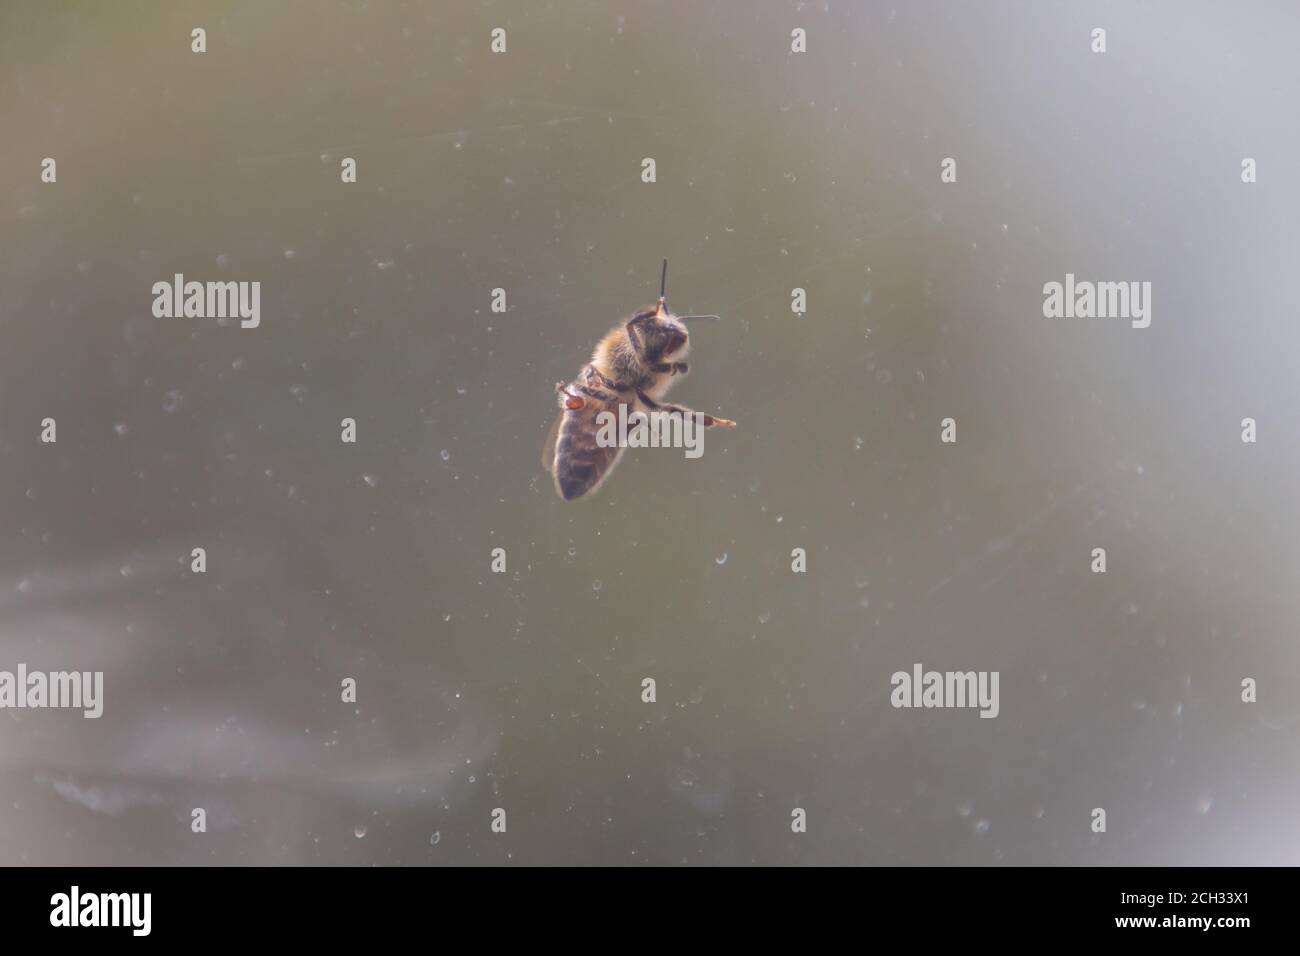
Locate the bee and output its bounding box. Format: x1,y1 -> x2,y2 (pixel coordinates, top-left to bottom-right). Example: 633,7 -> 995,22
542,260 -> 736,501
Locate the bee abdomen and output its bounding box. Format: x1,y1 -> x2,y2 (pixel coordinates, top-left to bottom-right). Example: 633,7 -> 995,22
553,407 -> 622,501
554,458 -> 598,501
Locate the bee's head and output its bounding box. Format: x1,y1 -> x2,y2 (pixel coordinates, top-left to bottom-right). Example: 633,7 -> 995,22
625,262 -> 720,362
627,300 -> 689,363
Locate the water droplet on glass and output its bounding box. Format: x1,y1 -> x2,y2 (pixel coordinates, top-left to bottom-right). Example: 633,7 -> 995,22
283,248 -> 296,259
854,437 -> 864,450
363,474 -> 379,488
162,390 -> 183,413
429,831 -> 441,846
591,579 -> 603,592
440,449 -> 450,461
113,423 -> 129,436
758,610 -> 771,625
974,818 -> 991,836
119,565 -> 134,578
1196,795 -> 1213,815
353,824 -> 367,839
567,546 -> 576,557
715,552 -> 728,565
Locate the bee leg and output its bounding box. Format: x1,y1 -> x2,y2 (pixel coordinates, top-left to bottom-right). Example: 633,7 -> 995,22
555,382 -> 585,411
625,320 -> 642,355
577,384 -> 614,402
586,365 -> 633,392
637,391 -> 736,428
701,412 -> 736,427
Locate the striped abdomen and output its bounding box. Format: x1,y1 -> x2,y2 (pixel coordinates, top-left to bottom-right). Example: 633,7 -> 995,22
552,399 -> 628,501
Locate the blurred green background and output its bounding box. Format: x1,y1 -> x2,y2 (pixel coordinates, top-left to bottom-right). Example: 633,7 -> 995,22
1,0 -> 1298,864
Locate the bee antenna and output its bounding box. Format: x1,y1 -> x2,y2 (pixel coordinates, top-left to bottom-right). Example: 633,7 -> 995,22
660,259 -> 668,299
679,314 -> 722,322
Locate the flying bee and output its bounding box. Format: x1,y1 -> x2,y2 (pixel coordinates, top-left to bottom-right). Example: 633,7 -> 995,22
542,260 -> 736,501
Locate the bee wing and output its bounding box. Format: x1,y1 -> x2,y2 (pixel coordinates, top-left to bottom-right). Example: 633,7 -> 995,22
541,412 -> 563,475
